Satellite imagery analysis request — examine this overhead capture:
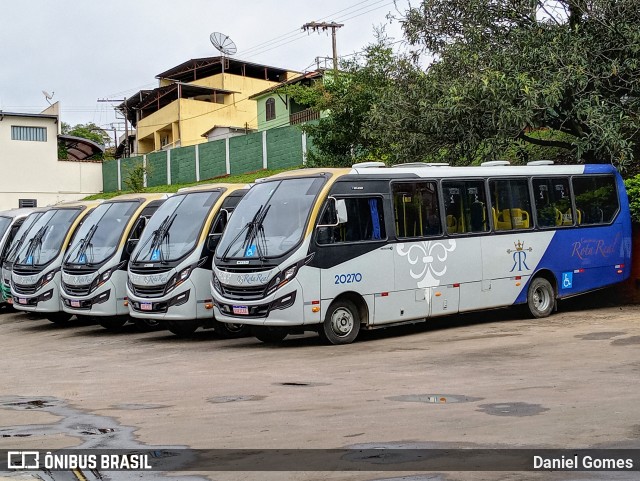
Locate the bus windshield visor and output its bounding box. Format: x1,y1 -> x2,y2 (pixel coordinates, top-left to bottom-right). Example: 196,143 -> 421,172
132,191 -> 221,263
217,177 -> 325,260
65,201 -> 140,265
14,209 -> 82,266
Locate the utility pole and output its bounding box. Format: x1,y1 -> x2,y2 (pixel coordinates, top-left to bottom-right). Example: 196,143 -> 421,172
98,97 -> 128,157
302,21 -> 344,71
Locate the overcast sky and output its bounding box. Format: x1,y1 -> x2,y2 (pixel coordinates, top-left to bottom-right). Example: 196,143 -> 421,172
0,0 -> 409,137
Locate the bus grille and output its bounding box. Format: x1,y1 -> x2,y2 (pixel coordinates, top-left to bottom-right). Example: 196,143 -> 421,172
13,283 -> 38,295
130,284 -> 166,298
220,283 -> 266,301
62,282 -> 92,297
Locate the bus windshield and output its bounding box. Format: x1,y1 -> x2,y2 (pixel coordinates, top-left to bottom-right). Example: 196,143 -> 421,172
65,201 -> 140,265
5,213 -> 43,264
217,177 -> 325,260
132,191 -> 221,263
14,209 -> 82,266
0,217 -> 13,241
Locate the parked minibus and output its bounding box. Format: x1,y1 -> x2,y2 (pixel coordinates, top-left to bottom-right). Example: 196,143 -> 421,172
11,200 -> 103,323
0,208 -> 41,306
60,193 -> 169,329
127,183 -> 249,337
211,161 -> 632,344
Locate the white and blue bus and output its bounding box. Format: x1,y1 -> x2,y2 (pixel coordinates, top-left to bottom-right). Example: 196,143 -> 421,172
211,161 -> 632,344
127,183 -> 249,337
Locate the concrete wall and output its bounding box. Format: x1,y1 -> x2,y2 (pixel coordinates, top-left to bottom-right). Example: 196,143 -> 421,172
104,124 -> 307,192
0,114 -> 102,209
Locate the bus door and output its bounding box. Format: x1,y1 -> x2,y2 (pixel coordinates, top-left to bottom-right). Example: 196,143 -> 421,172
315,193 -> 394,324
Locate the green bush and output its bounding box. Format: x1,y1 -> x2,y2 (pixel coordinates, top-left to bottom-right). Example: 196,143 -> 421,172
624,175 -> 640,224
123,163 -> 147,192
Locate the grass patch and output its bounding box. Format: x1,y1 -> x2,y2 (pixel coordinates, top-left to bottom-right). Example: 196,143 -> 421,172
85,167 -> 300,200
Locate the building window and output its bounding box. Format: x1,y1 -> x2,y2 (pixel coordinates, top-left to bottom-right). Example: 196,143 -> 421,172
19,199 -> 37,208
265,98 -> 276,121
11,126 -> 47,142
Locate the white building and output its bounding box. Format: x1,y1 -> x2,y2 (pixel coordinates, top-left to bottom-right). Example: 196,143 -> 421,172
0,103 -> 103,210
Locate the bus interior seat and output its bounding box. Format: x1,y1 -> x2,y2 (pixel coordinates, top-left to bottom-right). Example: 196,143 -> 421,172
446,215 -> 458,233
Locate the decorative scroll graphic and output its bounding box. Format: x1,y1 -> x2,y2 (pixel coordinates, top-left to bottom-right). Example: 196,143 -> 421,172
396,240 -> 457,288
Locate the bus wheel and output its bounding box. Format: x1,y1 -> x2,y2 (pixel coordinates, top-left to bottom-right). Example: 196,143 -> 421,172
166,319 -> 199,337
99,317 -> 128,330
252,326 -> 287,343
320,299 -> 360,345
527,277 -> 555,318
46,312 -> 72,324
213,320 -> 250,339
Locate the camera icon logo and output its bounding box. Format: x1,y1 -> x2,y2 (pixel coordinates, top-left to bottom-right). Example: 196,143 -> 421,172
7,451 -> 40,469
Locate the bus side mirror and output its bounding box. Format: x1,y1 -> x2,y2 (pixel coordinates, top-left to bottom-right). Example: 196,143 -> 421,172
125,239 -> 138,255
317,197 -> 348,227
207,233 -> 222,252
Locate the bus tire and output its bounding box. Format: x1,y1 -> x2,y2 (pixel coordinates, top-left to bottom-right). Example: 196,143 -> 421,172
213,320 -> 250,338
320,299 -> 360,345
166,319 -> 199,337
99,317 -> 128,330
46,312 -> 72,324
252,326 -> 287,343
527,277 -> 555,318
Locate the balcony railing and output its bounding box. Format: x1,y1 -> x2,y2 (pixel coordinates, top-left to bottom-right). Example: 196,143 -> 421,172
290,108 -> 320,125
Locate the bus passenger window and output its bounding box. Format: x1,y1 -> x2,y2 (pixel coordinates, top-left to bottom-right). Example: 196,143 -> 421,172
572,175 -> 618,225
317,197 -> 385,244
489,179 -> 532,231
532,178 -> 571,228
442,180 -> 489,234
392,181 -> 441,238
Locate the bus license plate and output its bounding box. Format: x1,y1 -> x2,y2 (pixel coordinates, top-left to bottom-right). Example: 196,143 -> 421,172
233,305 -> 249,315
70,300 -> 81,308
17,298 -> 27,305
141,302 -> 152,311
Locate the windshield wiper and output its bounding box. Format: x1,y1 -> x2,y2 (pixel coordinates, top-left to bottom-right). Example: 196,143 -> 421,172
65,223 -> 98,265
220,204 -> 272,261
20,225 -> 49,265
249,205 -> 271,262
6,227 -> 34,264
134,213 -> 176,264
152,213 -> 176,264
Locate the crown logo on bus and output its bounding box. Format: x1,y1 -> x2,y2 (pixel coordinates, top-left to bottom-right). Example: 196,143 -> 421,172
514,240 -> 525,251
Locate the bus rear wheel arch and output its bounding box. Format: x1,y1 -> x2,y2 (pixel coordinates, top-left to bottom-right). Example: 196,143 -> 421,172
319,296 -> 364,345
527,275 -> 556,319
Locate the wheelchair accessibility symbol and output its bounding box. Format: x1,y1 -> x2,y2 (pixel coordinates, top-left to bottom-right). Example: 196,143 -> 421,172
561,272 -> 573,289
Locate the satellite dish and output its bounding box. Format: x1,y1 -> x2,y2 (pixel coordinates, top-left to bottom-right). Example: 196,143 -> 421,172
42,90 -> 55,105
210,32 -> 237,56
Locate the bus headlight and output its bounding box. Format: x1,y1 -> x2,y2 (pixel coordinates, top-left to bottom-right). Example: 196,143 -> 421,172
89,267 -> 118,293
266,264 -> 298,296
166,265 -> 195,293
212,273 -> 222,294
38,269 -> 59,289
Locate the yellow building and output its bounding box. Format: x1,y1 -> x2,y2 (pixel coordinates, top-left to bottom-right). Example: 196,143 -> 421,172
119,57 -> 298,155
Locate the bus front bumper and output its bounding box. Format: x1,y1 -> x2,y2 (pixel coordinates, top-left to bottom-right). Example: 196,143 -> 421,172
12,286 -> 60,313
61,283 -> 119,317
127,282 -> 199,321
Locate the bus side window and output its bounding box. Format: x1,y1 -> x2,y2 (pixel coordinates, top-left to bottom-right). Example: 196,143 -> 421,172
533,177 -> 571,228
317,197 -> 385,244
392,181 -> 441,238
489,179 -> 532,231
442,180 -> 489,234
572,175 -> 619,225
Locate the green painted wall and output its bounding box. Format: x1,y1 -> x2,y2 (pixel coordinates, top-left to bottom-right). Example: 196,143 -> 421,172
229,132 -> 263,175
147,151 -> 168,186
267,127 -> 303,169
102,159 -> 119,192
170,146 -> 196,184
103,125 -> 308,192
199,139 -> 227,180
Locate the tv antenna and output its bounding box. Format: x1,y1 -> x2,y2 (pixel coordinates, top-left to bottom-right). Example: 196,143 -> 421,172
42,90 -> 55,105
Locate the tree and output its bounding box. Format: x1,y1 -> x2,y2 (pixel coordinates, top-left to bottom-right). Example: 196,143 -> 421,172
378,0 -> 640,171
282,38 -> 400,167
